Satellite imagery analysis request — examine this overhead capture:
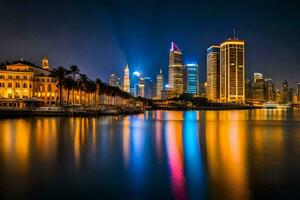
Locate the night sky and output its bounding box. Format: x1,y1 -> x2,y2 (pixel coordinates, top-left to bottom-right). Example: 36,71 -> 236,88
0,0 -> 299,87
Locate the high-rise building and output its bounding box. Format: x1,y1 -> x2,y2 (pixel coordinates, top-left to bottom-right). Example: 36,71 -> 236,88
184,63 -> 198,95
275,89 -> 281,103
220,39 -> 245,103
144,77 -> 155,99
199,82 -> 207,98
168,42 -> 184,97
206,45 -> 220,101
252,73 -> 264,101
264,78 -> 275,102
131,71 -> 140,97
281,80 -> 289,104
253,73 -> 263,83
109,73 -> 121,88
245,79 -> 252,101
156,69 -> 163,99
123,65 -> 130,93
288,88 -> 294,103
138,77 -> 145,97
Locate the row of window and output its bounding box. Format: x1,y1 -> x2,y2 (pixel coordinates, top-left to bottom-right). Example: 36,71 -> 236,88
36,78 -> 55,83
0,75 -> 32,80
0,82 -> 31,88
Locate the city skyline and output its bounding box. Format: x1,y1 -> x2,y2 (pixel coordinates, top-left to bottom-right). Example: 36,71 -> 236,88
0,0 -> 299,86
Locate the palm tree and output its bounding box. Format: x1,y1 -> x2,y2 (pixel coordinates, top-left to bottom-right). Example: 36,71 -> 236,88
86,80 -> 96,106
63,77 -> 74,106
78,73 -> 89,105
51,66 -> 71,106
70,65 -> 80,105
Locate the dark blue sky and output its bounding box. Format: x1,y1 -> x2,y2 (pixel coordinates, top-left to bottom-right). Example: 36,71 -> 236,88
0,0 -> 299,87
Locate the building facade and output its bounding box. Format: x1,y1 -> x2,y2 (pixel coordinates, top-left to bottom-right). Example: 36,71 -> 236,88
123,65 -> 130,93
184,64 -> 198,95
220,39 -> 245,103
206,45 -> 220,101
281,80 -> 289,104
264,78 -> 275,102
252,73 -> 264,102
168,42 -> 184,97
144,77 -> 154,99
156,69 -> 163,99
109,73 -> 121,88
0,58 -> 58,106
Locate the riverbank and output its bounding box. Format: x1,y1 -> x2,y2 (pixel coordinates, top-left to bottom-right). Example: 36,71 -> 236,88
0,107 -> 144,118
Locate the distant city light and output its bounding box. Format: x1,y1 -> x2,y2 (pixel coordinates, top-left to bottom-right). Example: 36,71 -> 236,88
133,71 -> 140,77
186,63 -> 197,66
165,84 -> 170,88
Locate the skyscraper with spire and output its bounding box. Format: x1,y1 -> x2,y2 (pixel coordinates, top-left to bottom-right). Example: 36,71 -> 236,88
123,65 -> 130,93
168,42 -> 184,96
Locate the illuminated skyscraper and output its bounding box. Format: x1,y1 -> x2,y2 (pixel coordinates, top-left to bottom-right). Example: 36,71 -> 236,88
156,69 -> 163,99
185,63 -> 198,95
220,39 -> 245,103
144,77 -> 155,99
109,73 -> 121,88
168,42 -> 184,96
252,72 -> 264,101
138,77 -> 145,97
206,46 -> 220,101
123,65 -> 130,93
282,80 -> 289,104
131,71 -> 140,97
264,78 -> 275,102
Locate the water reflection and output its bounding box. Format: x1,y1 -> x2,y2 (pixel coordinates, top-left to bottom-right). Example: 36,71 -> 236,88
0,110 -> 300,199
205,111 -> 250,200
165,111 -> 187,200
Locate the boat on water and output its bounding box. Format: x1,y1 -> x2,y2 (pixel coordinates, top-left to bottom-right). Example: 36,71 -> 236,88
262,102 -> 278,109
33,106 -> 68,116
262,102 -> 292,109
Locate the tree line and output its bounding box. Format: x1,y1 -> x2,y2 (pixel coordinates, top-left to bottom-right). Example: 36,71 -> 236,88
50,65 -> 132,106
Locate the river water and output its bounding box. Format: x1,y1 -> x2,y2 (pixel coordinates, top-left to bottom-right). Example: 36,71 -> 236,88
1,110 -> 300,199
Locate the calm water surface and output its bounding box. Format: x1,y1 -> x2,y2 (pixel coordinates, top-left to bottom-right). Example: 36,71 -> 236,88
1,110 -> 300,199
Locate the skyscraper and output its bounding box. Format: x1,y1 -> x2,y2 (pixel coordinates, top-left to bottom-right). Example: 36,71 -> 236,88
168,42 -> 184,97
123,65 -> 130,93
131,71 -> 140,97
144,77 -> 155,99
138,76 -> 145,97
282,80 -> 289,104
264,78 -> 275,102
220,39 -> 245,103
253,72 -> 263,83
245,79 -> 252,101
109,73 -> 121,88
252,72 -> 264,101
185,63 -> 198,95
206,45 -> 220,101
156,69 -> 163,99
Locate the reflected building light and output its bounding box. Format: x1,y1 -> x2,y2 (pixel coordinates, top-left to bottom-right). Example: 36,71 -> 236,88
123,117 -> 130,167
183,112 -> 205,198
165,120 -> 187,199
